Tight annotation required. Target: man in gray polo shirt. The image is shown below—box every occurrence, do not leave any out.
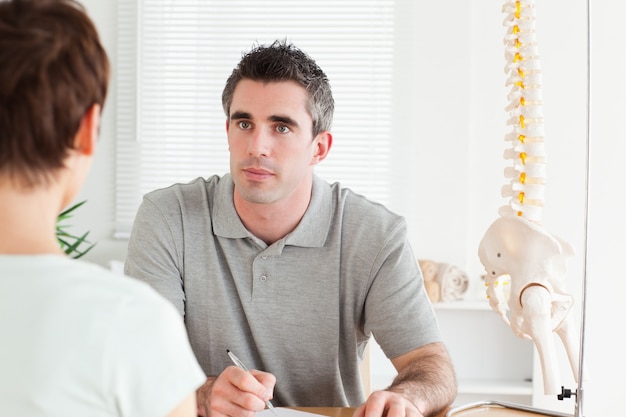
[125,39,457,417]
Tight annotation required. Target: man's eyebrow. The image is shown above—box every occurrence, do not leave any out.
[269,115,299,128]
[230,111,251,120]
[229,112,299,129]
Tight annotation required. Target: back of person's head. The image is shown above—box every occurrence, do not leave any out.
[222,39,334,137]
[0,0,109,188]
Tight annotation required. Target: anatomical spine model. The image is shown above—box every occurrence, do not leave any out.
[477,0,580,395]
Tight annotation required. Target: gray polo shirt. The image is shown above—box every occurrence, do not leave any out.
[125,174,441,407]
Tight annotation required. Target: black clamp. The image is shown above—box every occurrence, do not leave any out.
[557,386,577,401]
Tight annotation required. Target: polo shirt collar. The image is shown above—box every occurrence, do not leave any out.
[212,173,332,248]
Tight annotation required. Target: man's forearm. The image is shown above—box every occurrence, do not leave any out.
[387,348,457,417]
[196,376,217,417]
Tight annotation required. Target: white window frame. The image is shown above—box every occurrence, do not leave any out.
[115,0,395,237]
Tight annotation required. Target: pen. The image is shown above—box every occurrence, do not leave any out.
[227,349,279,416]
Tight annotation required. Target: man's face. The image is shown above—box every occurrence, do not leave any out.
[227,79,326,206]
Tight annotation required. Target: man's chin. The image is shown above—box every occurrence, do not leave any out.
[236,186,276,205]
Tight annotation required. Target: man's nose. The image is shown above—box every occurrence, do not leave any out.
[247,127,271,157]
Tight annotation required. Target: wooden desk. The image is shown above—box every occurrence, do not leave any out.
[442,402,572,417]
[291,407,448,417]
[292,403,565,417]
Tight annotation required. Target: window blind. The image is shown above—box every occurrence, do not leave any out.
[115,0,394,237]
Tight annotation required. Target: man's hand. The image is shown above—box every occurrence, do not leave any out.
[353,390,424,417]
[197,366,276,417]
[353,343,456,417]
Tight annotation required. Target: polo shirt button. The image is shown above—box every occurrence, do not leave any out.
[260,275,267,282]
[262,255,268,259]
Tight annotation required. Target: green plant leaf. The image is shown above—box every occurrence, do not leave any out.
[56,200,96,259]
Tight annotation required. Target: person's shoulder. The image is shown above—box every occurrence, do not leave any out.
[66,259,164,299]
[67,262,185,332]
[145,175,221,199]
[22,257,173,320]
[141,175,227,215]
[330,181,403,222]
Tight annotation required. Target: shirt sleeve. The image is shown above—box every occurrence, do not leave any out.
[104,286,206,417]
[363,220,443,359]
[125,195,187,317]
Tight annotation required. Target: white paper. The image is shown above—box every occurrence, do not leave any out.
[256,408,329,417]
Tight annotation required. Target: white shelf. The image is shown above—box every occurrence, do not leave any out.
[431,299,535,406]
[432,299,492,311]
[366,298,535,405]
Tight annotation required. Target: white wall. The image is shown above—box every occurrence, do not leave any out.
[584,1,626,414]
[75,0,624,414]
[72,0,127,266]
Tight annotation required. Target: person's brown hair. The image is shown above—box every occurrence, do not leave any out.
[0,0,110,187]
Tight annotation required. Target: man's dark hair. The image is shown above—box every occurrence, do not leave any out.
[222,39,334,137]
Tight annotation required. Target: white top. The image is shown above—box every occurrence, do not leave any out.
[0,255,206,417]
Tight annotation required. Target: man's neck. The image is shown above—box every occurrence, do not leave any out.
[233,186,312,246]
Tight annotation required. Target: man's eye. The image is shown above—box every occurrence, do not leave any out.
[276,125,290,134]
[238,121,251,130]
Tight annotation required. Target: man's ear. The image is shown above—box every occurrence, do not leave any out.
[73,104,101,156]
[311,131,332,165]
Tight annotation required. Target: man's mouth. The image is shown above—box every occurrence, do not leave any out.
[243,167,274,181]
